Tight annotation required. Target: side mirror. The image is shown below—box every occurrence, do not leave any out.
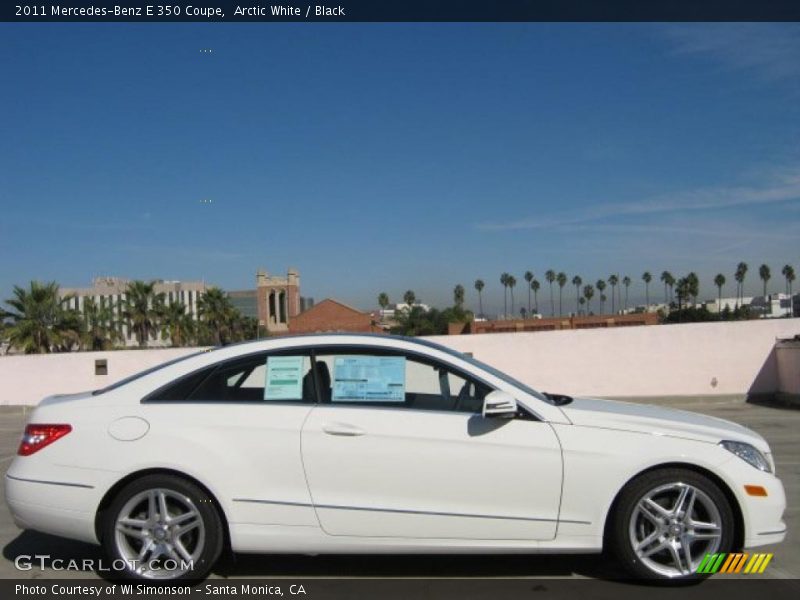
[482,390,518,419]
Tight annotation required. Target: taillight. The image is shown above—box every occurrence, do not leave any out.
[18,424,72,456]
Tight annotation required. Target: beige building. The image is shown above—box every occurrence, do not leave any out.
[59,277,207,347]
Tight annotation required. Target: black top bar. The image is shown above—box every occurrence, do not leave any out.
[4,1,800,23]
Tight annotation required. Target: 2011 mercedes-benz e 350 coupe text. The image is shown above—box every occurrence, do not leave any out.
[5,334,786,581]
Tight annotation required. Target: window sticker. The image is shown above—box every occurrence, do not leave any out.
[332,356,406,402]
[264,356,305,400]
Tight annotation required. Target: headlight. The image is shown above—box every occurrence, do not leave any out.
[720,440,772,473]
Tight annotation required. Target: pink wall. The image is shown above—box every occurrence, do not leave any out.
[429,318,800,399]
[0,348,200,406]
[1,319,798,406]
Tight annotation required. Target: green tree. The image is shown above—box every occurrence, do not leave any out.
[197,287,235,346]
[507,275,517,316]
[686,272,699,306]
[403,290,416,308]
[714,274,726,314]
[377,292,390,310]
[531,279,540,314]
[735,262,748,306]
[782,264,795,296]
[660,271,673,304]
[556,272,567,316]
[545,270,556,316]
[583,284,595,314]
[500,273,510,318]
[642,271,652,309]
[782,265,795,316]
[121,280,164,348]
[524,271,534,315]
[608,274,619,314]
[571,275,582,315]
[596,279,607,314]
[453,284,465,308]
[3,281,80,354]
[759,264,771,297]
[474,279,485,317]
[160,301,195,347]
[622,276,631,311]
[81,297,120,351]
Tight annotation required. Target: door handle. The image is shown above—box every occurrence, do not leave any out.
[322,423,366,437]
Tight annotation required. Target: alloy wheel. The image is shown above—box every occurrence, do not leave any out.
[628,481,723,578]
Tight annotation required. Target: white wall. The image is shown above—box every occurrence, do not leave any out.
[0,319,798,406]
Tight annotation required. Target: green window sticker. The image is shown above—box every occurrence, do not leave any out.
[264,356,305,400]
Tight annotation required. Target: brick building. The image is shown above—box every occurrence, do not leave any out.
[288,299,383,334]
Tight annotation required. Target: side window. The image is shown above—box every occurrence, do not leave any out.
[150,353,315,402]
[313,351,491,413]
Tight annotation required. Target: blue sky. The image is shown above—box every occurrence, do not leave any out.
[1,24,798,314]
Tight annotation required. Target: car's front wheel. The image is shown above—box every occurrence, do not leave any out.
[101,474,224,581]
[608,468,736,580]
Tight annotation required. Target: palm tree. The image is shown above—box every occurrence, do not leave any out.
[735,262,748,306]
[403,290,416,308]
[507,275,517,316]
[197,287,235,346]
[782,265,796,316]
[622,276,631,311]
[453,284,465,307]
[556,272,567,316]
[714,274,726,314]
[583,284,595,314]
[782,264,795,295]
[545,270,556,316]
[531,279,540,314]
[596,279,607,314]
[572,275,583,315]
[686,272,699,306]
[642,272,652,309]
[120,281,164,348]
[608,274,619,314]
[579,297,586,313]
[500,273,510,318]
[377,292,390,310]
[81,297,120,351]
[524,271,534,315]
[160,301,194,347]
[474,279,485,317]
[660,271,673,304]
[759,264,771,297]
[676,277,690,311]
[3,281,79,353]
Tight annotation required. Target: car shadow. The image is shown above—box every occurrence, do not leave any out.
[2,530,631,581]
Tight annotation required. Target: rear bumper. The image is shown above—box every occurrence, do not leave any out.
[5,474,99,544]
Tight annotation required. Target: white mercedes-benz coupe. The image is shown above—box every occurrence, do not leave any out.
[5,334,786,581]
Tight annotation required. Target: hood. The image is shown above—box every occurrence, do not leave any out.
[560,397,769,451]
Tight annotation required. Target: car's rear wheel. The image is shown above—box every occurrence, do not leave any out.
[101,474,223,581]
[608,468,735,580]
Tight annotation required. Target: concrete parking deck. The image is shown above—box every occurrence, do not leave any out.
[0,400,796,583]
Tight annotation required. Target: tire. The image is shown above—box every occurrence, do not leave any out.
[607,468,736,581]
[100,474,224,581]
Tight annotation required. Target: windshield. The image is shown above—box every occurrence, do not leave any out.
[92,350,206,396]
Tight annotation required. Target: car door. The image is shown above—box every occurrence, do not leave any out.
[300,347,563,540]
[142,350,319,529]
